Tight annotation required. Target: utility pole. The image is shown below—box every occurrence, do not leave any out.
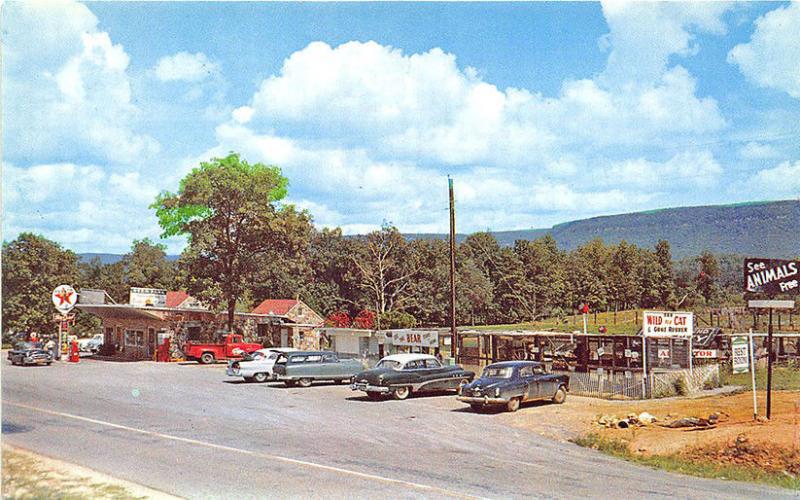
[448,177,458,364]
[767,307,773,419]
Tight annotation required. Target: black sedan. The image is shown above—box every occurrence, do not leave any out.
[351,353,474,400]
[458,361,568,412]
[7,342,54,366]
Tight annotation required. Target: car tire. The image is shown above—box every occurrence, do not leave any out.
[200,353,215,364]
[334,379,344,385]
[253,372,269,383]
[506,397,521,413]
[284,380,296,388]
[393,386,411,400]
[297,378,313,388]
[552,386,567,404]
[367,392,383,401]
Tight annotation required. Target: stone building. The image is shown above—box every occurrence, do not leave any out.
[250,299,325,351]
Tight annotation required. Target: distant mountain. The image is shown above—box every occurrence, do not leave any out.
[406,200,799,259]
[79,200,798,263]
[78,253,179,265]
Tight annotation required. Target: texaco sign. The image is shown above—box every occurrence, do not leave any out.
[52,284,78,314]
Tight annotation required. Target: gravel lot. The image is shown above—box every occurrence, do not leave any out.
[1,357,792,499]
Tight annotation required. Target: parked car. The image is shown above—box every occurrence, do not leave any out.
[78,333,104,353]
[7,342,54,366]
[226,347,301,382]
[350,353,474,400]
[457,361,569,412]
[272,351,364,387]
[184,334,262,364]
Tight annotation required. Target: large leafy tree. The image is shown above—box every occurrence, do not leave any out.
[122,238,175,290]
[151,153,311,329]
[2,233,80,337]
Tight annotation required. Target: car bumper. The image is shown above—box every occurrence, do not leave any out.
[350,382,391,393]
[24,358,52,365]
[226,368,240,377]
[457,395,509,405]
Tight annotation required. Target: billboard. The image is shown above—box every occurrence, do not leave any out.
[389,330,439,348]
[129,287,167,307]
[642,311,693,338]
[744,258,799,295]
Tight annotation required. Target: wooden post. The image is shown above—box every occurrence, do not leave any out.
[448,177,457,364]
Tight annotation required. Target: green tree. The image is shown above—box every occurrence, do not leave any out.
[378,310,417,329]
[654,240,675,307]
[122,238,175,290]
[2,233,80,338]
[695,250,720,304]
[151,153,311,329]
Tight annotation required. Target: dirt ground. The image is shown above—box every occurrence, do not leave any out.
[1,444,180,499]
[504,389,800,475]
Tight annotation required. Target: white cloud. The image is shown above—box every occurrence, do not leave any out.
[3,1,159,164]
[153,51,220,82]
[728,3,800,99]
[604,150,722,188]
[749,160,800,193]
[739,142,779,160]
[231,106,255,124]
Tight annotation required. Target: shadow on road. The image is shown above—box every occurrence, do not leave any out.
[451,399,555,414]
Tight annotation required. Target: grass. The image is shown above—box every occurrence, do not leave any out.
[721,365,800,391]
[573,433,800,491]
[2,446,145,499]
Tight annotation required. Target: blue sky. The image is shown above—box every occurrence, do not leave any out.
[3,1,800,254]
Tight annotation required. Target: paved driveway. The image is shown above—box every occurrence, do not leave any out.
[1,359,791,499]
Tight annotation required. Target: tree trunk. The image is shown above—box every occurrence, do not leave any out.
[227,297,236,332]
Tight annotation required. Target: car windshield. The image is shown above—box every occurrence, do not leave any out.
[376,359,402,370]
[482,367,513,379]
[16,342,41,350]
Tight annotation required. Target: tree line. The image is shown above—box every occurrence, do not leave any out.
[2,153,746,338]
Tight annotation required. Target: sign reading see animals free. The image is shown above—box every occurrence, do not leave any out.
[744,258,799,295]
[642,311,693,338]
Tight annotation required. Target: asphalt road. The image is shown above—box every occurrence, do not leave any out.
[1,359,793,499]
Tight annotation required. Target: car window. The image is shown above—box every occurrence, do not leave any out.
[306,355,322,363]
[533,366,545,375]
[322,354,337,362]
[404,360,421,369]
[483,366,513,378]
[423,359,441,368]
[275,355,288,365]
[376,359,401,370]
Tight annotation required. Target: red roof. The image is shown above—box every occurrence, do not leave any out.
[252,299,297,315]
[166,291,190,308]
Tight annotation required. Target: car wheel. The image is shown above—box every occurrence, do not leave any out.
[506,397,521,413]
[334,379,344,385]
[297,378,313,388]
[367,392,383,401]
[393,386,411,400]
[284,380,296,388]
[200,353,215,364]
[469,403,484,412]
[457,378,470,392]
[253,372,269,383]
[552,386,567,404]
[46,362,52,366]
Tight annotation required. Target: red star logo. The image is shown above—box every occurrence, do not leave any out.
[55,290,74,306]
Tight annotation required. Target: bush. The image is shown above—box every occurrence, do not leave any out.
[378,311,417,329]
[674,375,689,396]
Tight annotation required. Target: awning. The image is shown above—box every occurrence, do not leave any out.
[75,304,166,321]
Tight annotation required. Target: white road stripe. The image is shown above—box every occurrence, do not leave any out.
[4,400,484,500]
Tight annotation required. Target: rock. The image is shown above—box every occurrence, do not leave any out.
[638,412,657,425]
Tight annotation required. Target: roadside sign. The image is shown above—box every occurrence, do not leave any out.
[642,311,693,337]
[129,287,167,307]
[693,349,718,358]
[747,299,795,309]
[390,329,439,348]
[732,336,749,374]
[52,284,77,314]
[744,258,799,295]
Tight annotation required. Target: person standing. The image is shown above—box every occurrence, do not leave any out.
[45,336,57,361]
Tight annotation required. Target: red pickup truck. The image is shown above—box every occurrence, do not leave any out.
[184,334,262,364]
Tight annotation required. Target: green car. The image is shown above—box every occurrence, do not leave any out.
[272,351,364,388]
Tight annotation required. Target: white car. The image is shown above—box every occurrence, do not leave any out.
[78,334,104,353]
[226,348,301,383]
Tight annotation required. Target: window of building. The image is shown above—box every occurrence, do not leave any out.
[358,337,370,355]
[125,330,144,346]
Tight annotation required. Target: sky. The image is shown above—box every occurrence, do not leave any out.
[3,1,800,254]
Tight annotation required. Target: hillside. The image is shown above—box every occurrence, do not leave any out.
[79,200,798,263]
[407,200,799,259]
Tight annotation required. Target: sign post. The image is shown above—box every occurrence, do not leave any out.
[581,303,589,335]
[52,284,78,361]
[749,329,757,421]
[744,258,798,420]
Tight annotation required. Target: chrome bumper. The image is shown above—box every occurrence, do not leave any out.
[225,367,240,377]
[350,382,391,393]
[457,395,509,405]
